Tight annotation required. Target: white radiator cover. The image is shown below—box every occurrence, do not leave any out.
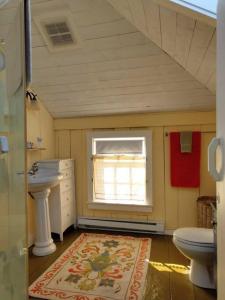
[78,217,165,234]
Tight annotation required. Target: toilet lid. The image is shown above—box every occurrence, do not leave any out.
[174,228,214,245]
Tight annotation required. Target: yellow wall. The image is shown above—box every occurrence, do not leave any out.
[54,111,216,231]
[26,100,55,245]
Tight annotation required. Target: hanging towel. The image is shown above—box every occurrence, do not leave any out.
[170,132,201,188]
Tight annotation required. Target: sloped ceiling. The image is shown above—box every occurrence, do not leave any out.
[106,0,216,93]
[29,0,215,118]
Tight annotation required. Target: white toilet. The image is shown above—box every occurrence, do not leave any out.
[173,227,216,289]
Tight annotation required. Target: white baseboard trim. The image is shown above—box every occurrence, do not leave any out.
[78,216,165,233]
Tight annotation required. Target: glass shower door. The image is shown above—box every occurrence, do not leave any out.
[0,0,27,299]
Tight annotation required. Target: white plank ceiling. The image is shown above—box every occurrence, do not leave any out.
[107,0,216,92]
[22,1,218,116]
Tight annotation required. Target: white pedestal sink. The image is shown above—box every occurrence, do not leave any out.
[28,172,63,256]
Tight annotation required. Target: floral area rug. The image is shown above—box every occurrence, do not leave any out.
[29,233,151,300]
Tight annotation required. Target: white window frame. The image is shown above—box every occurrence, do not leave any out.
[87,130,153,212]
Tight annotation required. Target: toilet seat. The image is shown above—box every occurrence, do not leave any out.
[173,228,215,248]
[175,237,215,248]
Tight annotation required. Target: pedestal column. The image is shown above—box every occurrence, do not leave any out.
[31,188,56,256]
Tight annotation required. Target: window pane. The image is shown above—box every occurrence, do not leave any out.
[94,160,147,202]
[92,136,149,204]
[95,139,144,155]
[179,0,217,14]
[104,167,114,183]
[116,184,130,200]
[116,167,129,183]
[132,184,145,200]
[170,0,217,17]
[103,184,114,200]
[132,167,145,184]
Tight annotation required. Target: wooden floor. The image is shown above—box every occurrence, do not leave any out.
[29,228,217,300]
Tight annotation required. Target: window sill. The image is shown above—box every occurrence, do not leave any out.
[88,201,153,212]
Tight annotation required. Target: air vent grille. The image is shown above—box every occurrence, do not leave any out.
[34,11,81,52]
[45,22,75,46]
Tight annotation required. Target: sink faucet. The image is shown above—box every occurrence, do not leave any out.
[28,162,39,175]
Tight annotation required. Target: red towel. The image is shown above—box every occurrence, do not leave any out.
[170,132,201,188]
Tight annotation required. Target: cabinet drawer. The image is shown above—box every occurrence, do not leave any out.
[60,179,72,193]
[62,203,74,230]
[61,168,73,180]
[59,160,73,171]
[61,189,73,207]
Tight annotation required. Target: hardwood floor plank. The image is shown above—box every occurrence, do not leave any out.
[145,235,171,300]
[28,229,216,300]
[28,229,80,284]
[194,285,217,300]
[167,237,194,300]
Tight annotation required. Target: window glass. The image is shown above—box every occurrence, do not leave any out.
[93,137,147,204]
[88,130,152,208]
[171,0,217,17]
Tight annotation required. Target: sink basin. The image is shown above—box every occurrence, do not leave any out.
[28,172,63,193]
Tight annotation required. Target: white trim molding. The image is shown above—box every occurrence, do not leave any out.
[78,217,164,233]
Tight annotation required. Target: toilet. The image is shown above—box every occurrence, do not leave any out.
[173,227,216,289]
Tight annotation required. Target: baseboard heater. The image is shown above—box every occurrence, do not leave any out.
[78,217,165,234]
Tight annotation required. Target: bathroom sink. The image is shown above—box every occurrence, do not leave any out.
[28,170,63,256]
[28,172,63,193]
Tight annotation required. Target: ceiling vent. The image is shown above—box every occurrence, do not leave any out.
[34,11,81,52]
[45,22,74,46]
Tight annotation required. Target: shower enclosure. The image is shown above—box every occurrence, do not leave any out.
[0,0,29,299]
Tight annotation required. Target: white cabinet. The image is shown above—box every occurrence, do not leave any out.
[38,159,76,241]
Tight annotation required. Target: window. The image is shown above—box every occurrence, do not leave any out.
[87,130,152,211]
[170,0,217,18]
